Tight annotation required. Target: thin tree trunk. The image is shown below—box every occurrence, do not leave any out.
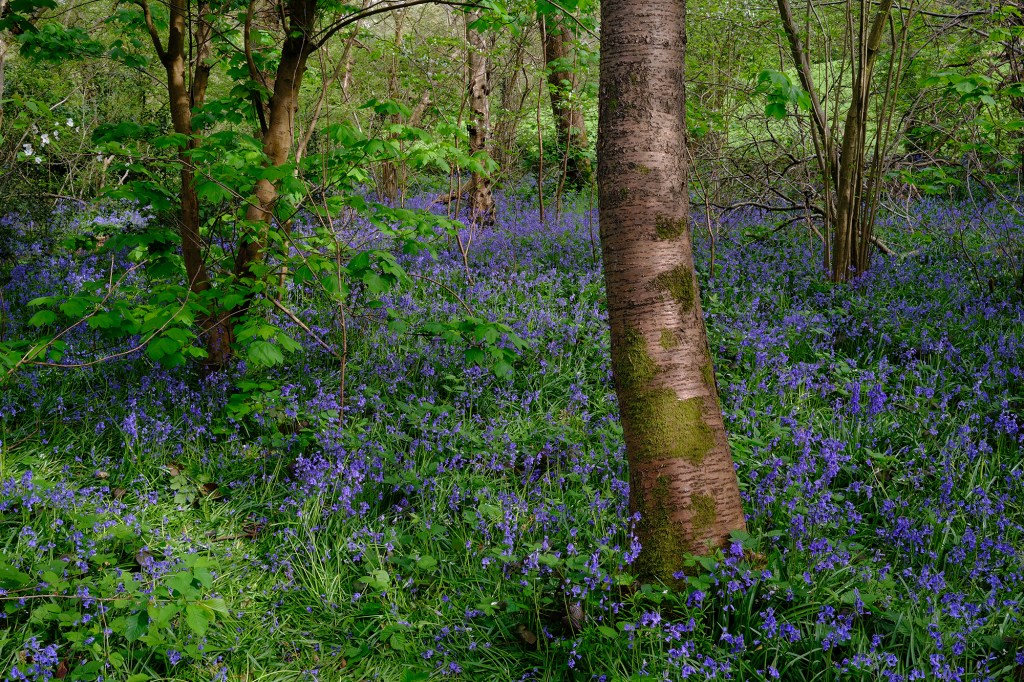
[540,14,591,187]
[295,4,366,166]
[831,0,892,282]
[466,11,495,223]
[599,0,745,582]
[137,0,233,365]
[0,0,8,128]
[378,9,406,202]
[234,0,317,280]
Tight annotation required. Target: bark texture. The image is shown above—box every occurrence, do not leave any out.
[234,0,317,280]
[541,15,591,187]
[140,0,233,365]
[598,0,746,582]
[466,11,495,223]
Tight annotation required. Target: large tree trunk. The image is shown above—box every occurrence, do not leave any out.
[466,11,495,223]
[540,15,591,188]
[140,0,233,365]
[598,0,746,582]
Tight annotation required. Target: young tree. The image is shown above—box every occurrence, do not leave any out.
[598,0,746,582]
[775,0,899,282]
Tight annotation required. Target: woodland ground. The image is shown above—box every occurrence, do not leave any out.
[1,195,1023,681]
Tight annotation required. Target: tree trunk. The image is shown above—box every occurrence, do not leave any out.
[1003,3,1024,175]
[830,0,892,282]
[140,0,233,365]
[776,0,892,283]
[540,15,591,188]
[0,0,8,127]
[378,9,406,202]
[598,0,746,582]
[234,0,316,280]
[466,11,495,223]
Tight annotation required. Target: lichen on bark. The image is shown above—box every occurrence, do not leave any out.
[653,265,695,311]
[622,390,714,464]
[614,326,658,393]
[689,493,717,533]
[635,475,688,580]
[655,214,686,240]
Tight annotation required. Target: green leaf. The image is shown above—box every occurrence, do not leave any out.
[185,603,212,636]
[0,563,32,589]
[124,610,149,642]
[28,310,56,327]
[765,102,787,120]
[248,340,284,367]
[200,598,229,615]
[166,571,197,598]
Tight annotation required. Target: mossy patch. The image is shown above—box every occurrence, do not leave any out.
[622,390,714,464]
[635,475,689,581]
[690,493,717,534]
[701,361,716,389]
[653,265,695,312]
[659,328,680,350]
[613,327,658,393]
[655,215,686,240]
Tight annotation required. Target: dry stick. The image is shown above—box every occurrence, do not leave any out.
[3,259,148,381]
[685,145,717,281]
[269,298,342,360]
[0,287,6,343]
[334,238,349,425]
[28,289,195,371]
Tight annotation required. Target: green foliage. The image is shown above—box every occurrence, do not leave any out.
[756,69,811,120]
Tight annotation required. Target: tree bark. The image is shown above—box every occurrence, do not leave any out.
[540,15,591,188]
[466,11,495,223]
[598,0,745,582]
[234,0,317,281]
[831,0,892,282]
[139,0,233,365]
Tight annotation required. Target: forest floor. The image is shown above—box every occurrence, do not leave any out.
[1,195,1023,681]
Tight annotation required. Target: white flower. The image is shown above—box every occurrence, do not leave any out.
[66,118,75,127]
[22,144,33,155]
[40,133,50,146]
[34,156,43,164]
[52,130,59,141]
